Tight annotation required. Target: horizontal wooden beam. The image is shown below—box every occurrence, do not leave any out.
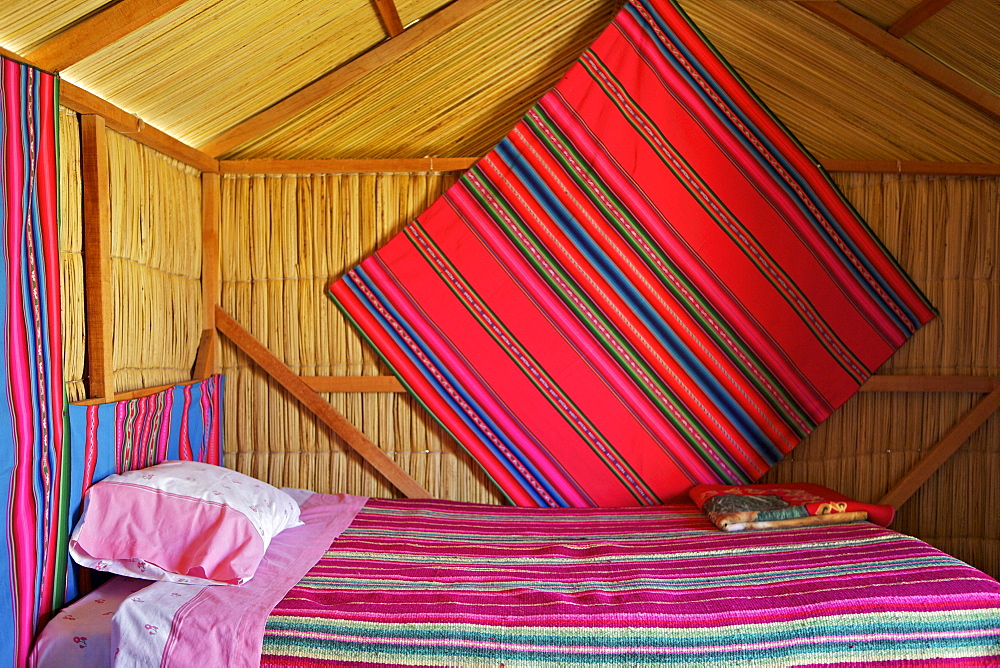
[200,0,493,157]
[887,0,954,38]
[880,385,1000,508]
[304,376,406,393]
[216,307,430,498]
[219,157,477,174]
[820,159,1000,176]
[219,157,996,177]
[797,1,1000,122]
[860,375,1000,393]
[26,0,191,73]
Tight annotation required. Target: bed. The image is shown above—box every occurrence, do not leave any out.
[31,463,1000,667]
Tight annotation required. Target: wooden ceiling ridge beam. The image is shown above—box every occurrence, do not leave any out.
[796,1,1000,122]
[199,0,495,158]
[26,0,192,73]
[887,0,955,38]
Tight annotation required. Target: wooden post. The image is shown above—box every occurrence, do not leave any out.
[80,115,116,400]
[215,307,431,499]
[193,172,220,380]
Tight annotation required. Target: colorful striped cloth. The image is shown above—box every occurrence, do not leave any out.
[260,498,1000,667]
[328,0,935,507]
[0,56,63,668]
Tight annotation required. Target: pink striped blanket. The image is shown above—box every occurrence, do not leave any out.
[41,496,1000,666]
[259,498,1000,666]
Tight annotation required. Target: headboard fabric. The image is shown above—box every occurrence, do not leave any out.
[63,375,224,602]
[0,57,62,668]
[328,0,936,507]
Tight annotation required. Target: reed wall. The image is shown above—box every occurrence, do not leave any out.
[106,130,203,393]
[218,172,504,503]
[58,111,204,399]
[59,108,85,402]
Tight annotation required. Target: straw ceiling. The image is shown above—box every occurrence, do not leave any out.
[0,0,996,163]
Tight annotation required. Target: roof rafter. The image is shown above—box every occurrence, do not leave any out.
[199,0,494,158]
[26,0,191,73]
[796,1,1000,123]
[372,0,405,37]
[888,0,955,38]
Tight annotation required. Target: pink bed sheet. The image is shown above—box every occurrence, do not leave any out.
[31,491,366,668]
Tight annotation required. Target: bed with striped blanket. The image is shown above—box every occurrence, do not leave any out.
[259,498,1000,666]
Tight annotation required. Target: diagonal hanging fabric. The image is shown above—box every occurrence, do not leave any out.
[328,0,935,507]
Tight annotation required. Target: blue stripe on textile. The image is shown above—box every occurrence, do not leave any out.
[495,139,780,468]
[348,265,568,507]
[628,0,919,336]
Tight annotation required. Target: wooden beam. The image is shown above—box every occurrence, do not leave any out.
[61,81,218,172]
[820,159,1000,176]
[219,157,478,174]
[200,0,493,157]
[880,385,1000,508]
[215,307,431,498]
[191,329,216,381]
[26,0,191,73]
[80,115,116,400]
[372,0,405,37]
[888,0,955,38]
[218,157,996,177]
[304,376,407,393]
[71,380,193,406]
[860,375,1000,393]
[797,1,1000,122]
[193,172,221,380]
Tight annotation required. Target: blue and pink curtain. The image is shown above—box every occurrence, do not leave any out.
[329,0,936,507]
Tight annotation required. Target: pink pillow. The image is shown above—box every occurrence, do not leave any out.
[69,461,302,585]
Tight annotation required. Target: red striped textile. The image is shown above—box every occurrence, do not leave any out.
[0,56,62,668]
[328,0,935,507]
[260,499,1000,666]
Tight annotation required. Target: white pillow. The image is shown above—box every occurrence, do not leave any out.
[69,461,302,585]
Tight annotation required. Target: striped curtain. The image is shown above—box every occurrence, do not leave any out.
[0,57,63,667]
[329,0,936,508]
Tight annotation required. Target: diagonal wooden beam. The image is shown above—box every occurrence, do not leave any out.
[372,0,405,37]
[797,1,1000,122]
[880,384,1000,509]
[26,0,192,73]
[199,0,494,158]
[888,0,955,38]
[215,307,431,499]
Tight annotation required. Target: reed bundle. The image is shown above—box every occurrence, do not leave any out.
[676,0,1000,162]
[64,0,387,148]
[764,172,999,578]
[105,130,202,393]
[59,108,86,402]
[0,0,103,53]
[227,0,620,159]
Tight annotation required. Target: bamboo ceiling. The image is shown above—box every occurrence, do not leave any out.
[0,0,995,162]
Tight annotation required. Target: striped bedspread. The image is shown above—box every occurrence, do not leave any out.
[261,499,1000,666]
[328,0,936,508]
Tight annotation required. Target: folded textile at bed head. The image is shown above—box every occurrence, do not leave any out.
[690,483,894,531]
[327,0,936,507]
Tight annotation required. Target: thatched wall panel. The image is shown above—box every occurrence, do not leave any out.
[59,107,85,402]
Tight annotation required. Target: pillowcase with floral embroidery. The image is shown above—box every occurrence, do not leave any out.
[69,460,302,585]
